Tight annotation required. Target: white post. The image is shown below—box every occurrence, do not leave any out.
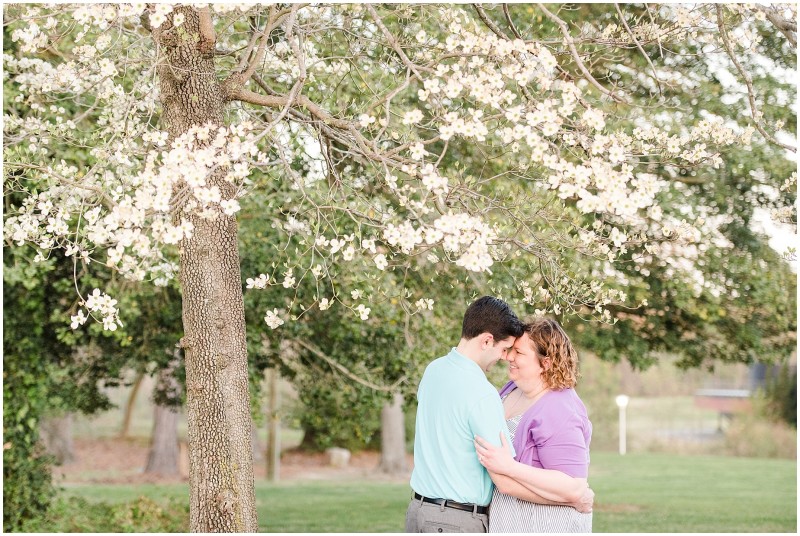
[615,394,630,456]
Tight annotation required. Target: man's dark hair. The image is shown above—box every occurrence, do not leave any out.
[461,296,524,342]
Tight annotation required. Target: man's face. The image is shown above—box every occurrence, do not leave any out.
[483,335,516,371]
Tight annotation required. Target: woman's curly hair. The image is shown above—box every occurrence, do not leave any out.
[524,318,579,390]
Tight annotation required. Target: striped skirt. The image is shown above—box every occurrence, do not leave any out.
[488,490,593,533]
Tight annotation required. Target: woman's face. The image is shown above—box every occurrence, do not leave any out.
[506,332,546,384]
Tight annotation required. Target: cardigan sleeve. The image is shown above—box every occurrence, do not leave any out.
[533,412,590,477]
[514,390,591,477]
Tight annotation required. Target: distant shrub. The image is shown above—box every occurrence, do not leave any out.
[18,496,189,533]
[292,380,383,452]
[763,363,797,427]
[722,395,797,459]
[2,443,54,532]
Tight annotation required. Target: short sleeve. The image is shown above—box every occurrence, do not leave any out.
[468,393,516,457]
[536,413,589,477]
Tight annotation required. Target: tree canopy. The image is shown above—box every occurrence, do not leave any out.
[3,3,796,531]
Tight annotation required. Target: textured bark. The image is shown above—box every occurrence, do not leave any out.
[379,393,407,474]
[152,7,257,531]
[145,402,180,476]
[39,413,75,465]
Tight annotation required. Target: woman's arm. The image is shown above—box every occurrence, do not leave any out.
[489,471,594,514]
[489,471,594,513]
[475,433,588,504]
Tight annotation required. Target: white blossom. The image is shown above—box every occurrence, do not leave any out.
[246,274,269,289]
[403,109,424,125]
[415,298,434,310]
[264,309,285,329]
[355,304,371,320]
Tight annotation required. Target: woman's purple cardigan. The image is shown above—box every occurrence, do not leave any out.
[498,381,592,478]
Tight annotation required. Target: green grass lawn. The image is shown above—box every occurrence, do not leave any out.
[589,452,796,532]
[61,451,796,532]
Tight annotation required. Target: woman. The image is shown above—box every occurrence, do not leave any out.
[475,318,593,532]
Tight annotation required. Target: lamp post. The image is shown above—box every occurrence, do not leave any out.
[615,394,630,455]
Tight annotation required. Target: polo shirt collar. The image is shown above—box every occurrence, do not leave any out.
[446,348,485,378]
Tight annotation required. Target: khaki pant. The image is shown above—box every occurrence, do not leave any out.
[405,497,489,533]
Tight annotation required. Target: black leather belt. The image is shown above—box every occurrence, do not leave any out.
[413,492,489,515]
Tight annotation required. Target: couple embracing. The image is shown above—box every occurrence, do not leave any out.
[406,296,593,533]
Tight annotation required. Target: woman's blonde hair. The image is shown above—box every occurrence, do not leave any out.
[525,318,578,390]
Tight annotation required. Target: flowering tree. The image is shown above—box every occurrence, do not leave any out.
[4,3,796,530]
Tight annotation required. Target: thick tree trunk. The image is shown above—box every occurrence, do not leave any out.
[153,7,257,531]
[39,412,75,465]
[379,393,407,474]
[145,403,180,475]
[119,371,144,439]
[146,359,182,476]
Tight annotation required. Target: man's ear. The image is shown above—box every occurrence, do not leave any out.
[481,333,494,349]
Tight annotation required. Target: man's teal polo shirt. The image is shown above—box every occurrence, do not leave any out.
[410,348,514,506]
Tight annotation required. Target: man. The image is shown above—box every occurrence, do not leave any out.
[406,296,524,532]
[406,296,593,533]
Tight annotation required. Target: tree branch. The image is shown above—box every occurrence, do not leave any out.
[5,162,117,209]
[259,7,306,133]
[472,4,510,40]
[502,4,523,40]
[472,4,539,104]
[239,24,275,82]
[293,338,405,392]
[365,4,433,78]
[234,12,269,73]
[715,5,796,153]
[537,3,628,104]
[226,86,352,130]
[197,6,216,53]
[233,5,300,78]
[643,3,665,59]
[756,5,796,48]
[614,3,662,96]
